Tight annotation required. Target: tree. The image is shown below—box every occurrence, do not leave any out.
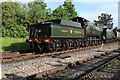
[94,13,113,29]
[52,0,78,20]
[53,6,69,19]
[1,1,78,38]
[63,0,78,19]
[2,2,28,38]
[0,3,2,37]
[46,8,54,20]
[27,0,47,24]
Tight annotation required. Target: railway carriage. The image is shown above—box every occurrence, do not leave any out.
[105,29,116,43]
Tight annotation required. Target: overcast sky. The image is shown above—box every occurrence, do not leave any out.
[1,0,119,28]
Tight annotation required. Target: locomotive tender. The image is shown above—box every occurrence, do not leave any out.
[27,17,116,52]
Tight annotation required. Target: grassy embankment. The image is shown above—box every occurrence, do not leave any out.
[0,37,30,52]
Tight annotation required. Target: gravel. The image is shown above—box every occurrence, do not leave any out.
[90,57,120,79]
[1,43,118,79]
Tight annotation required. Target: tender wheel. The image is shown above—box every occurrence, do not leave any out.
[65,41,70,50]
[33,42,42,53]
[73,42,77,49]
[50,41,57,52]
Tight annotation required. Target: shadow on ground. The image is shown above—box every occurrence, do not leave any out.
[2,73,26,80]
[2,42,30,51]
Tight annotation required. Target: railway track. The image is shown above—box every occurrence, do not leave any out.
[2,42,119,79]
[1,42,118,63]
[83,56,120,79]
[27,49,120,80]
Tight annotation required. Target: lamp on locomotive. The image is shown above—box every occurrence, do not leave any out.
[38,19,40,24]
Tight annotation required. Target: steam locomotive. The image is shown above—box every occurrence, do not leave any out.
[26,17,116,52]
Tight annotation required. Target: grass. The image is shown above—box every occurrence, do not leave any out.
[0,37,30,52]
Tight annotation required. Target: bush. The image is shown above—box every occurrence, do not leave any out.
[2,25,29,38]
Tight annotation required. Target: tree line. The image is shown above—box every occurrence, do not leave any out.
[1,0,78,38]
[1,0,114,38]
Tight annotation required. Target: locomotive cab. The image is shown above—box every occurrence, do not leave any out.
[72,17,88,29]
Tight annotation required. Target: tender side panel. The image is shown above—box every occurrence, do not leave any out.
[51,24,84,38]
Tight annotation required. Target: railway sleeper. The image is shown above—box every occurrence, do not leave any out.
[27,49,119,80]
[94,55,101,58]
[13,57,24,61]
[68,63,76,68]
[86,57,94,61]
[75,61,82,65]
[100,53,107,56]
[2,59,13,63]
[82,59,89,63]
[35,65,68,78]
[3,54,21,59]
[23,55,34,60]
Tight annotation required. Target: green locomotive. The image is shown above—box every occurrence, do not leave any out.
[27,17,116,52]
